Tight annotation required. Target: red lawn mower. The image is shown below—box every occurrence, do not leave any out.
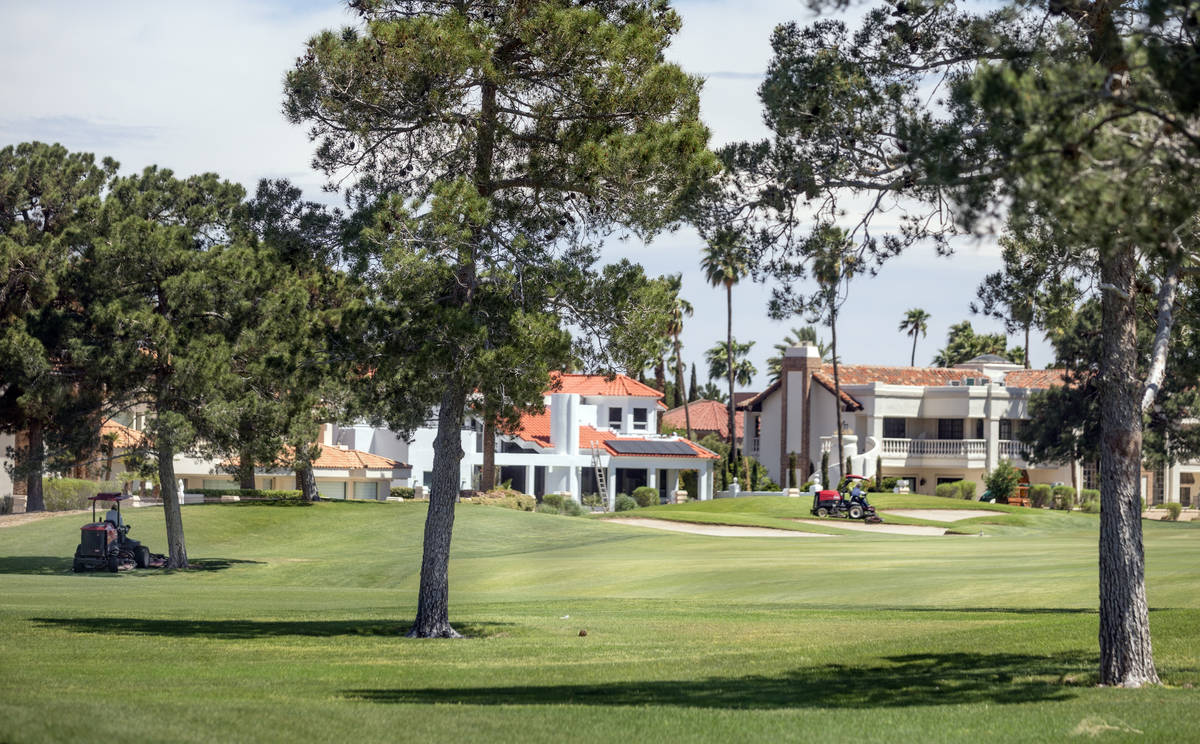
[73,493,166,572]
[811,475,883,523]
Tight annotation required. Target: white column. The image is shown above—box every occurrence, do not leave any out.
[647,468,658,490]
[525,465,535,496]
[606,461,617,510]
[699,465,711,501]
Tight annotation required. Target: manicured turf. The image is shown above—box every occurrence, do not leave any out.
[1,498,1198,743]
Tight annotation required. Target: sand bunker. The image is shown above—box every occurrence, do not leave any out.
[792,519,948,536]
[606,518,830,537]
[882,509,999,522]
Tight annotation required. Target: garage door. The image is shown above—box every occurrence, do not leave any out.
[317,481,346,500]
[353,481,380,500]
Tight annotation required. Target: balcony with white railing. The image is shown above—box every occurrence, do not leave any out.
[880,438,987,461]
[999,439,1030,462]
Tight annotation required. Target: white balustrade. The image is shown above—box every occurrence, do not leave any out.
[880,438,986,459]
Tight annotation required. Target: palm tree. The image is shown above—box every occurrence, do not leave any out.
[766,326,832,383]
[702,233,749,463]
[706,340,757,387]
[899,308,931,366]
[665,274,694,439]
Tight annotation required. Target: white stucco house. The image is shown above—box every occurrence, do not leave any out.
[739,345,1078,495]
[330,372,719,507]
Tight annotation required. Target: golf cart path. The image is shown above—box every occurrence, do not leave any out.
[881,509,999,522]
[606,518,831,537]
[791,519,948,536]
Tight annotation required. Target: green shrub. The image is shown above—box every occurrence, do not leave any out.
[42,479,126,511]
[188,488,304,503]
[632,486,658,507]
[615,494,638,512]
[541,493,565,511]
[1052,485,1075,508]
[1081,488,1100,502]
[476,488,536,511]
[934,482,958,500]
[561,499,587,517]
[1164,502,1183,521]
[1080,498,1100,514]
[880,477,899,491]
[956,480,976,500]
[535,503,559,514]
[1030,484,1052,508]
[984,460,1021,504]
[390,487,414,500]
[581,492,604,508]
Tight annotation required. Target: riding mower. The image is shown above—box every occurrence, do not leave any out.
[73,493,166,572]
[811,475,884,523]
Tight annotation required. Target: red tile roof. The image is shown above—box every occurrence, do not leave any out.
[1003,369,1068,388]
[100,421,145,449]
[508,408,716,459]
[661,399,744,440]
[311,443,403,471]
[547,372,664,399]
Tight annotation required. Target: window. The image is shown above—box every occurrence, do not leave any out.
[937,419,964,440]
[1083,461,1098,490]
[1153,472,1165,505]
[999,419,1013,440]
[608,407,622,429]
[632,408,648,431]
[202,479,237,491]
[974,419,984,439]
[883,418,906,438]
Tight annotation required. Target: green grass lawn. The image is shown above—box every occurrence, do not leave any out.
[1,498,1198,743]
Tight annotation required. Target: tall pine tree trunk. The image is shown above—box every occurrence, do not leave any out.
[1024,321,1032,370]
[408,383,466,638]
[296,460,317,501]
[237,447,256,490]
[157,436,188,569]
[24,420,45,512]
[1098,246,1158,687]
[480,418,496,492]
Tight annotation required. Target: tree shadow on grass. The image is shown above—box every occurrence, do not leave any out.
[33,617,512,639]
[346,651,1090,710]
[0,556,262,576]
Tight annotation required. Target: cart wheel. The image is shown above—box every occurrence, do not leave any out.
[849,504,864,520]
[73,558,86,573]
[816,507,829,518]
[136,546,150,569]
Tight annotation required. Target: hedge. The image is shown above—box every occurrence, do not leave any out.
[42,479,127,511]
[1030,484,1052,508]
[632,486,658,507]
[475,488,536,511]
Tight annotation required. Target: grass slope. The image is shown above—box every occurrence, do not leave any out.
[1,500,1198,743]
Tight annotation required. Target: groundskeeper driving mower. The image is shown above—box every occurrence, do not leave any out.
[73,493,166,572]
[811,475,883,523]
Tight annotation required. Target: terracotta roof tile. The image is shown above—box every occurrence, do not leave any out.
[100,421,145,449]
[1003,369,1068,388]
[509,408,717,459]
[547,372,664,399]
[661,399,744,439]
[311,444,404,471]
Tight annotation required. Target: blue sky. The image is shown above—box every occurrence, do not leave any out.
[0,0,1052,390]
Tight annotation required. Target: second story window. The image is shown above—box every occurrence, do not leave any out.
[975,419,984,439]
[938,419,964,440]
[883,417,906,438]
[999,419,1014,440]
[632,408,648,431]
[608,407,622,430]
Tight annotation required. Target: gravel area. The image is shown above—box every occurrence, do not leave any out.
[606,517,831,537]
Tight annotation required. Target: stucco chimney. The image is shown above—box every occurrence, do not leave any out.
[321,423,335,446]
[549,393,580,455]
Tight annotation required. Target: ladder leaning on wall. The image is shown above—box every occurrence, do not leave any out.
[591,444,607,500]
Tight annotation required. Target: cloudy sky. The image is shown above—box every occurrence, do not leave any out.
[0,0,1051,391]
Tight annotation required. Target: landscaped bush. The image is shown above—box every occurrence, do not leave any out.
[1079,489,1101,513]
[536,492,587,516]
[879,477,900,491]
[42,479,126,511]
[188,488,305,503]
[581,493,605,508]
[984,461,1021,504]
[956,480,976,500]
[476,488,536,511]
[1052,485,1076,509]
[632,486,658,507]
[390,487,414,500]
[541,493,566,511]
[614,494,638,512]
[535,503,559,514]
[1164,502,1182,521]
[934,483,959,500]
[1030,484,1052,508]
